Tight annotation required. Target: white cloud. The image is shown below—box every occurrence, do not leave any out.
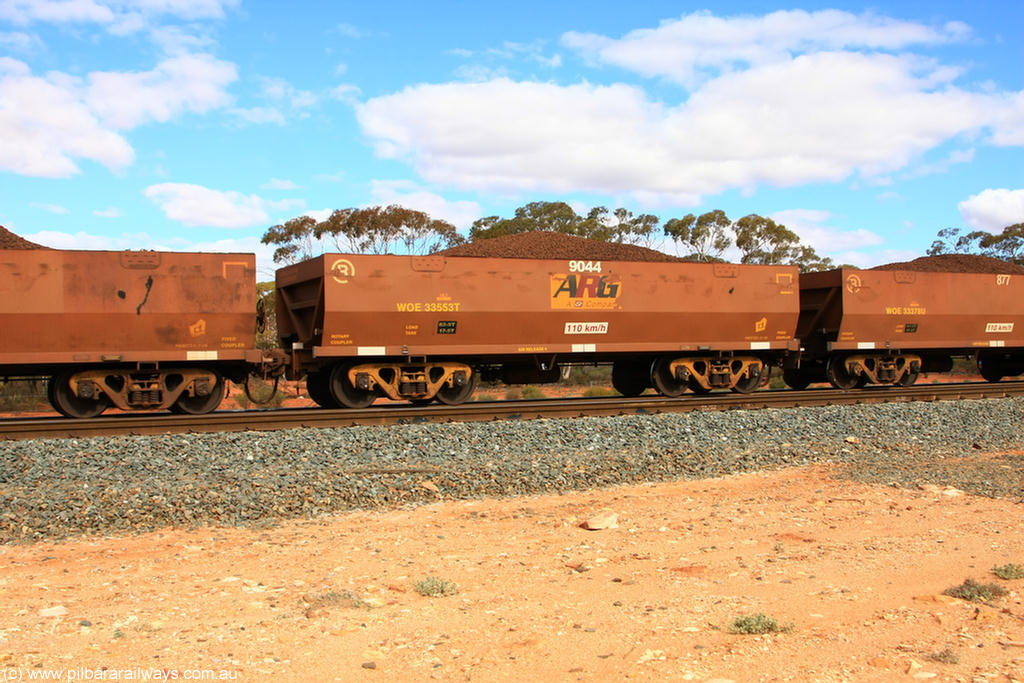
[315,170,346,183]
[260,76,317,110]
[261,178,299,190]
[0,54,235,177]
[93,207,122,217]
[770,209,885,253]
[542,53,562,69]
[357,50,1009,205]
[334,22,363,38]
[0,0,114,25]
[330,83,361,104]
[145,182,276,228]
[369,180,482,229]
[836,248,920,269]
[87,54,237,129]
[229,76,319,124]
[958,188,1024,232]
[900,148,975,180]
[127,0,238,21]
[488,40,562,69]
[0,0,238,32]
[356,9,1024,205]
[266,198,305,212]
[563,9,969,87]
[24,229,138,250]
[149,25,217,54]
[452,63,510,82]
[0,59,135,177]
[989,91,1024,146]
[359,78,678,196]
[303,208,334,222]
[0,30,38,51]
[31,201,69,214]
[228,106,285,125]
[451,39,560,83]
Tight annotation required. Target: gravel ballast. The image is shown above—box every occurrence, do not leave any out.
[2,397,1022,543]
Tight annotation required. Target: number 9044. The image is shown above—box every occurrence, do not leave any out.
[568,260,602,273]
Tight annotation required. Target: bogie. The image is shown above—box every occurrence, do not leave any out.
[329,363,377,409]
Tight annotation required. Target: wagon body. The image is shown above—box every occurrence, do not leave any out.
[793,267,1024,387]
[278,254,800,363]
[797,268,1024,353]
[0,249,259,375]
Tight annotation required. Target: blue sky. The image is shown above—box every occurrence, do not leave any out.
[2,0,1023,278]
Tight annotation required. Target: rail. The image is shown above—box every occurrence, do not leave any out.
[1,381,1022,442]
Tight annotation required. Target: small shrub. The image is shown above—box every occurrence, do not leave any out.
[474,393,496,402]
[728,614,793,635]
[503,388,522,400]
[414,575,458,597]
[520,386,545,399]
[232,379,287,410]
[925,647,960,664]
[306,590,369,609]
[558,365,611,386]
[582,386,617,397]
[943,578,1008,602]
[993,563,1024,580]
[0,379,49,413]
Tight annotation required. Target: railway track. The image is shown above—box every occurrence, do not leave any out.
[2,380,1022,442]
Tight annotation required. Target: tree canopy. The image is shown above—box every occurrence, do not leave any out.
[927,224,1024,265]
[469,201,659,247]
[663,210,732,263]
[471,201,832,270]
[668,211,833,271]
[262,205,464,263]
[263,200,835,271]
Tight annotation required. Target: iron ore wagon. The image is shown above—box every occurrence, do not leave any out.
[0,249,264,417]
[275,253,801,407]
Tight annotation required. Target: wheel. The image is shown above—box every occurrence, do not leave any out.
[306,371,340,408]
[730,364,763,394]
[782,368,812,390]
[49,371,109,418]
[687,376,712,395]
[611,361,649,397]
[650,358,687,397]
[436,371,477,405]
[329,364,376,409]
[826,356,860,390]
[895,371,919,387]
[978,357,1004,383]
[171,371,225,415]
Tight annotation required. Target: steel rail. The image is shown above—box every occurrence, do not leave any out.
[2,381,1023,442]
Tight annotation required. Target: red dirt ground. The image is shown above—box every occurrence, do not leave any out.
[0,463,1022,682]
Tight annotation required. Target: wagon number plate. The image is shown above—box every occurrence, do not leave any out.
[568,260,602,273]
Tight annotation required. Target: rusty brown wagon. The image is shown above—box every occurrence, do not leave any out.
[0,249,266,417]
[788,268,1024,389]
[275,254,801,407]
